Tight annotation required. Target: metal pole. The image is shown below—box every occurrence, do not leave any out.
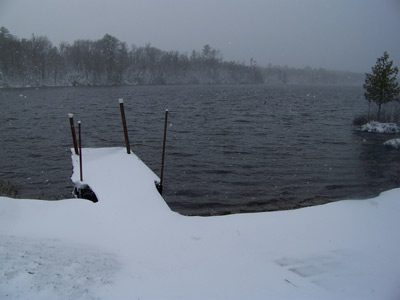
[119,99,131,154]
[68,113,79,155]
[78,121,83,182]
[159,109,168,194]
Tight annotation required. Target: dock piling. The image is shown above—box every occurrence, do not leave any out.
[78,121,83,182]
[119,99,131,154]
[158,109,169,195]
[68,113,79,155]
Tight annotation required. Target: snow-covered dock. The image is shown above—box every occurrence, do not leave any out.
[1,147,400,299]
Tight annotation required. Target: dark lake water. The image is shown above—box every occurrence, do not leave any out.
[1,85,399,215]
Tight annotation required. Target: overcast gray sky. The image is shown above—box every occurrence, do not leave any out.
[1,0,400,72]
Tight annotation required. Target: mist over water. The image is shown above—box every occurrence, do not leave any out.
[1,85,399,215]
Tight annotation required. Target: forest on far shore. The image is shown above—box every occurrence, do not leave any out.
[0,27,363,88]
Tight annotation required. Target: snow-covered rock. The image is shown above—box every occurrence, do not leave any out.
[359,121,400,133]
[384,138,400,149]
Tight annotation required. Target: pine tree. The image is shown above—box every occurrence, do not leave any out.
[363,51,400,121]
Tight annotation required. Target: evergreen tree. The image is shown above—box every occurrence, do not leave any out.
[363,51,400,120]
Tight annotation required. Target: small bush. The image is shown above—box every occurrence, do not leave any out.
[354,103,400,126]
[0,180,19,198]
[392,107,400,124]
[353,114,371,126]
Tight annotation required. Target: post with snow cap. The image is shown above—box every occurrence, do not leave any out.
[119,98,131,154]
[159,109,169,195]
[68,113,79,155]
[78,121,83,182]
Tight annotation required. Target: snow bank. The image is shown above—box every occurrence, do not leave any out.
[384,138,400,149]
[1,147,400,300]
[359,121,400,133]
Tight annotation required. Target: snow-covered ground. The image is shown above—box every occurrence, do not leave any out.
[1,147,400,300]
[358,121,400,149]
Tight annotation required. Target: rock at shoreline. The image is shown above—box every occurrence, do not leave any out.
[384,138,400,149]
[359,121,400,133]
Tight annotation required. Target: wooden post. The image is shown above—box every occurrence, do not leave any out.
[68,113,79,155]
[119,99,131,154]
[78,121,83,182]
[159,109,169,194]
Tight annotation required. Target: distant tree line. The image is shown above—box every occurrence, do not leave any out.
[262,64,363,86]
[0,27,263,87]
[0,27,362,87]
